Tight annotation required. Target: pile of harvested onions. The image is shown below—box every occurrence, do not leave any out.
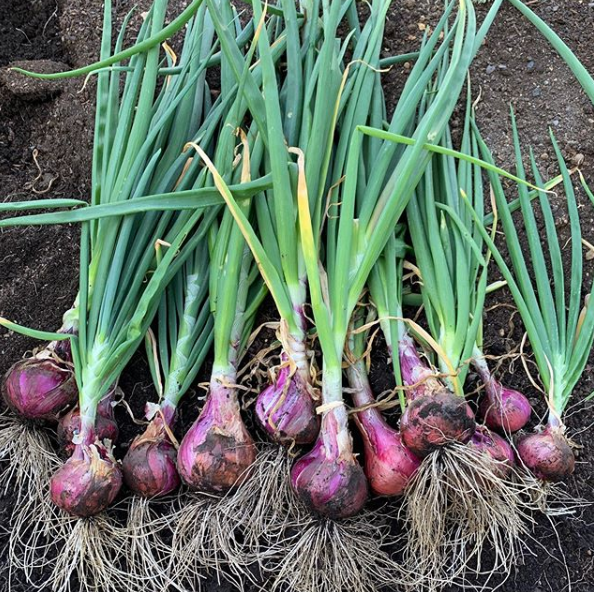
[0,1,592,591]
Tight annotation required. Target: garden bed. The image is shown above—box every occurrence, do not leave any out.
[0,1,593,590]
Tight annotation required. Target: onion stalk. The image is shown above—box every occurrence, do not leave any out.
[368,93,535,585]
[118,237,214,592]
[204,0,357,449]
[466,110,594,483]
[218,0,476,519]
[123,245,212,499]
[166,6,288,585]
[292,0,476,519]
[171,134,270,587]
[0,2,265,589]
[208,3,478,592]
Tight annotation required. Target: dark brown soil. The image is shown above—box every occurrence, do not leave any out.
[1,1,593,591]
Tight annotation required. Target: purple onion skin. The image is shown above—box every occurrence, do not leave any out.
[479,381,532,433]
[256,363,319,445]
[291,411,368,519]
[517,426,575,482]
[2,357,77,421]
[122,408,180,498]
[357,410,421,496]
[398,335,444,402]
[52,329,76,364]
[400,390,476,458]
[57,394,118,457]
[177,383,256,494]
[469,425,515,477]
[347,360,420,496]
[50,440,122,517]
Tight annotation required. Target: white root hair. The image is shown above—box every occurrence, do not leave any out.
[262,502,406,592]
[168,445,299,590]
[219,445,307,560]
[0,412,60,508]
[123,495,178,592]
[10,505,131,592]
[399,443,538,591]
[7,496,179,592]
[514,467,589,517]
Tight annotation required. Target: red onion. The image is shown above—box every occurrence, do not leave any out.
[479,384,532,433]
[177,375,256,493]
[50,428,122,517]
[517,425,575,482]
[347,360,420,496]
[122,402,179,498]
[2,355,77,420]
[291,407,368,519]
[474,356,532,433]
[400,389,476,458]
[358,413,421,496]
[57,388,119,456]
[469,425,515,477]
[256,358,319,445]
[398,335,475,457]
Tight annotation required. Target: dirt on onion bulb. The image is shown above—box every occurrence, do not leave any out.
[177,375,256,493]
[122,402,179,498]
[400,388,476,458]
[2,355,77,421]
[398,335,476,458]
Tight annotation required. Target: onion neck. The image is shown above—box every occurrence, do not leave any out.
[398,332,442,400]
[346,357,385,431]
[320,364,351,457]
[281,319,313,390]
[547,409,563,430]
[77,406,98,447]
[472,346,500,395]
[159,399,177,425]
[208,365,240,411]
[547,371,567,430]
[78,349,111,446]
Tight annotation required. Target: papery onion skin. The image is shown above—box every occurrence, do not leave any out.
[2,357,77,420]
[122,407,179,498]
[255,362,319,445]
[479,382,532,433]
[291,410,368,519]
[50,440,122,517]
[517,426,575,482]
[400,390,476,458]
[469,425,515,477]
[177,378,256,494]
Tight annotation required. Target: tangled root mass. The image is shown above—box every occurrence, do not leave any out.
[399,442,537,590]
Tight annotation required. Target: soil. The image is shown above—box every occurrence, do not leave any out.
[1,1,593,592]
